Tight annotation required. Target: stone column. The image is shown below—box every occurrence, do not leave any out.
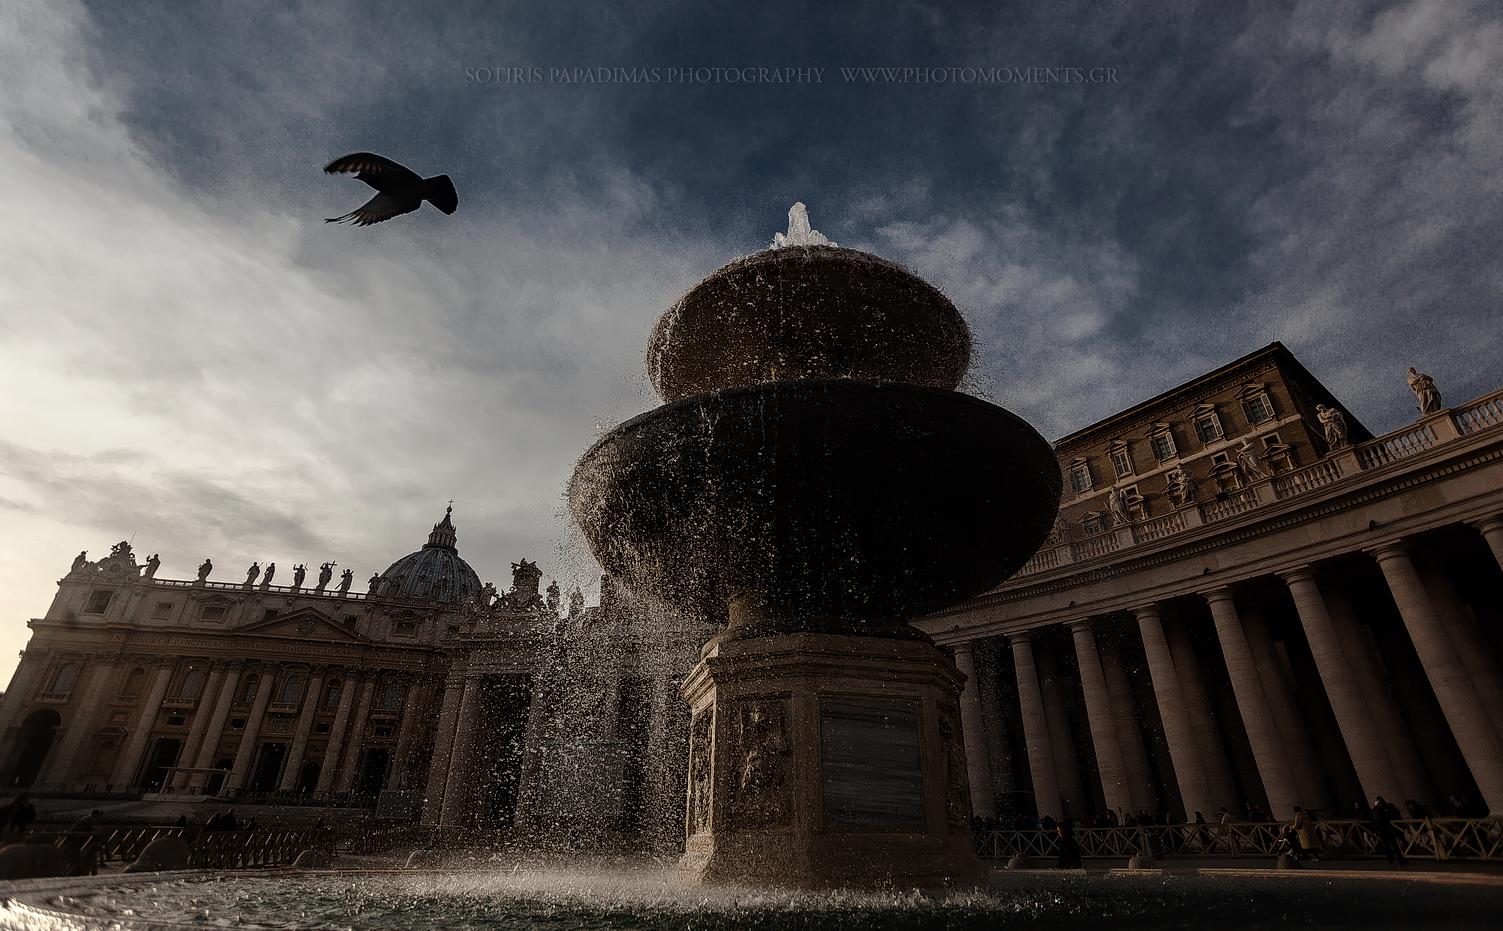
[111,661,175,787]
[440,675,484,825]
[1036,645,1085,816]
[421,676,465,825]
[1069,620,1134,816]
[951,642,997,819]
[1165,620,1237,812]
[1369,543,1503,814]
[1098,633,1155,815]
[1239,605,1329,810]
[1280,568,1405,804]
[1134,604,1212,820]
[336,678,378,793]
[314,672,359,795]
[387,679,423,790]
[1009,632,1060,820]
[278,669,326,792]
[226,667,279,793]
[187,664,242,790]
[1417,563,1503,743]
[41,655,120,790]
[1203,588,1299,817]
[171,665,227,790]
[1471,516,1503,572]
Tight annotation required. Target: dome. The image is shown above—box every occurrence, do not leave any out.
[378,507,483,604]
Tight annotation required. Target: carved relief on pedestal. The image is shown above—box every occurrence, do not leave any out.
[938,706,971,831]
[688,707,714,835]
[729,698,791,830]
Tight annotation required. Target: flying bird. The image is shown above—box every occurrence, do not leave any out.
[323,153,458,226]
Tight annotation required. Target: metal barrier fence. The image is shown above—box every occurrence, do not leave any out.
[24,826,333,871]
[978,818,1503,862]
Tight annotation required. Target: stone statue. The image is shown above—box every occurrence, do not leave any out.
[244,563,261,586]
[1166,466,1199,506]
[771,202,837,249]
[1107,486,1130,524]
[196,558,213,581]
[110,541,134,560]
[569,588,585,618]
[262,562,275,586]
[507,559,544,611]
[316,562,334,592]
[337,568,353,595]
[368,573,382,594]
[1317,404,1348,450]
[1236,438,1266,481]
[479,581,498,607]
[70,551,88,573]
[143,554,160,579]
[546,580,561,616]
[1407,367,1443,415]
[292,563,307,589]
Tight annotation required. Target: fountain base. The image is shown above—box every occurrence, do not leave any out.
[678,632,986,889]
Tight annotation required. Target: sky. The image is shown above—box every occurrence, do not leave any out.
[1,0,1500,682]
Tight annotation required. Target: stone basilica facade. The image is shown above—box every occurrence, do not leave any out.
[0,507,712,848]
[2,341,1499,843]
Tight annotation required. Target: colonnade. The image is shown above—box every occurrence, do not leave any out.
[952,519,1503,822]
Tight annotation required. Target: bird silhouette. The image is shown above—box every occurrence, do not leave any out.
[323,153,458,226]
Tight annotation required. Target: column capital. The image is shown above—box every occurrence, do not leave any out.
[1277,566,1318,585]
[1067,618,1096,634]
[1131,603,1162,622]
[1365,541,1411,563]
[950,641,976,658]
[1469,514,1503,535]
[1006,630,1034,646]
[1201,586,1236,606]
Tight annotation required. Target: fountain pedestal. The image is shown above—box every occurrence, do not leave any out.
[678,632,986,889]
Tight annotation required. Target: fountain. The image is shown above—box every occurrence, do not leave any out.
[569,207,1062,888]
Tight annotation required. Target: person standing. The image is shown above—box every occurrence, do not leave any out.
[1372,797,1409,864]
[1292,807,1321,861]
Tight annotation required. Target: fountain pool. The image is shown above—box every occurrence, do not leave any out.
[3,867,1501,930]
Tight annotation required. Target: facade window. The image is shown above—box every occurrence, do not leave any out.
[1081,513,1105,536]
[166,715,187,726]
[1068,464,1092,494]
[177,668,204,700]
[323,680,342,709]
[380,681,403,711]
[201,605,227,622]
[230,718,246,729]
[374,726,393,738]
[1194,412,1224,444]
[122,667,146,699]
[315,722,331,734]
[84,590,112,615]
[1241,393,1275,424]
[1149,431,1177,461]
[263,609,279,621]
[50,663,80,695]
[151,602,173,619]
[394,621,417,637]
[1110,448,1133,477]
[239,675,259,704]
[279,675,304,705]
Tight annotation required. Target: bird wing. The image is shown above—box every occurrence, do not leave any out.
[323,152,423,189]
[325,192,422,226]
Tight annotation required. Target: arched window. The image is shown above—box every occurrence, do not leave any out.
[279,675,304,705]
[379,681,403,711]
[323,680,342,709]
[239,675,259,704]
[50,663,79,695]
[177,668,204,700]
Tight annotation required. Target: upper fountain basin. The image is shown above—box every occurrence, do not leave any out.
[647,246,972,403]
[569,379,1061,635]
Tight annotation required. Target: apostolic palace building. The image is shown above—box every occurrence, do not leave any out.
[0,341,1498,839]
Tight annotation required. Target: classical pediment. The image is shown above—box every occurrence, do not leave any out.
[236,608,367,643]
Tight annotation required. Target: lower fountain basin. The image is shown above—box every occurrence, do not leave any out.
[569,379,1061,636]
